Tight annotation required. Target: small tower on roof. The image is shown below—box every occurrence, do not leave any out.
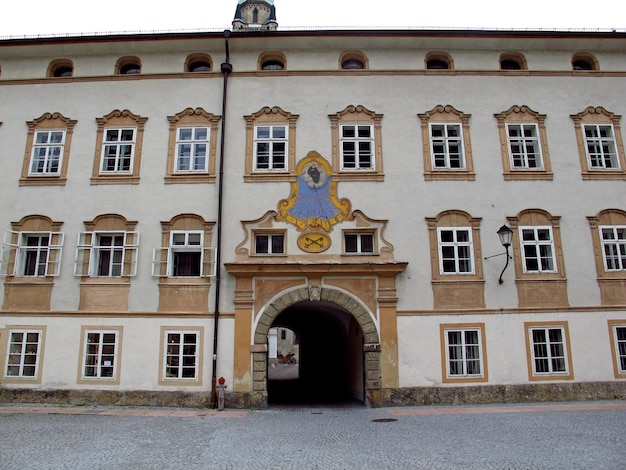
[233,0,278,31]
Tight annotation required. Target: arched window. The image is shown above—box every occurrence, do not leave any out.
[185,54,212,73]
[425,52,453,70]
[499,53,527,71]
[47,59,74,78]
[259,52,286,71]
[572,53,598,71]
[340,51,368,70]
[116,56,141,75]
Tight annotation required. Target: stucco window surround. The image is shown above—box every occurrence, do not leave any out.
[608,320,626,378]
[494,105,553,180]
[244,106,298,182]
[252,230,287,256]
[524,321,574,381]
[507,209,568,308]
[418,104,475,181]
[91,109,147,185]
[499,52,527,71]
[329,105,384,182]
[158,326,204,386]
[115,56,141,75]
[571,106,626,180]
[47,58,74,78]
[1,215,63,312]
[165,107,221,184]
[571,52,599,71]
[2,325,47,385]
[439,323,489,384]
[76,214,138,312]
[339,50,368,70]
[76,326,123,385]
[258,51,286,71]
[20,112,77,186]
[154,214,215,313]
[426,210,485,310]
[185,53,212,73]
[425,51,454,70]
[587,209,626,305]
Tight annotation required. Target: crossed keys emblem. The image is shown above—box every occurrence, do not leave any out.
[298,232,330,252]
[304,235,325,249]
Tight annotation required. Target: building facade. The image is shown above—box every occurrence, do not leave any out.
[1,2,625,408]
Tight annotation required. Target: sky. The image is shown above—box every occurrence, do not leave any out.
[1,0,623,38]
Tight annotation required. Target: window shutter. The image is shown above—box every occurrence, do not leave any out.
[74,231,94,276]
[123,231,139,276]
[202,247,217,277]
[0,230,19,276]
[152,247,169,277]
[46,232,65,276]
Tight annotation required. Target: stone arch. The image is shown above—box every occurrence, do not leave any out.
[251,286,382,407]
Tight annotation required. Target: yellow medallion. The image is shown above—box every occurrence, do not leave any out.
[298,232,331,253]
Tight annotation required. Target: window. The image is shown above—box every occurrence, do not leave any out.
[438,228,474,274]
[82,330,118,379]
[419,105,475,180]
[176,127,209,172]
[426,211,485,309]
[499,53,527,71]
[3,231,64,277]
[116,56,141,75]
[4,329,42,379]
[571,107,626,180]
[608,321,626,378]
[244,106,298,182]
[425,52,453,70]
[254,232,285,255]
[340,51,368,70]
[441,324,487,382]
[344,232,374,254]
[153,225,216,278]
[20,112,76,186]
[588,210,626,305]
[495,106,552,180]
[525,323,573,380]
[258,52,286,71]
[519,227,555,273]
[47,59,73,78]
[340,125,374,170]
[91,110,147,184]
[75,230,138,277]
[163,331,199,380]
[572,53,598,71]
[254,125,287,171]
[185,53,212,72]
[329,105,384,181]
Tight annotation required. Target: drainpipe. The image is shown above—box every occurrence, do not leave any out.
[210,29,232,409]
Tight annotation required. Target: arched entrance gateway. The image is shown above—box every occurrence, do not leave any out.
[255,287,380,406]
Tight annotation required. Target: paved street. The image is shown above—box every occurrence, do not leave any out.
[1,401,625,469]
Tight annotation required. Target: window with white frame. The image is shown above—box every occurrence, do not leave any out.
[506,123,543,169]
[152,230,215,278]
[600,226,626,271]
[254,125,287,171]
[100,128,136,173]
[612,325,626,374]
[175,127,209,172]
[528,326,568,375]
[430,124,465,169]
[5,330,41,378]
[164,331,199,379]
[438,228,473,274]
[584,124,620,169]
[254,233,285,255]
[75,231,138,277]
[344,232,374,254]
[2,231,64,277]
[82,330,118,379]
[29,130,65,175]
[444,328,483,378]
[340,125,374,170]
[520,227,555,273]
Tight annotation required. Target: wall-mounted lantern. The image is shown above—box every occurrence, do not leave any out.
[496,225,513,284]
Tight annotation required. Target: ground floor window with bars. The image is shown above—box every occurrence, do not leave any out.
[5,330,42,378]
[443,326,484,379]
[164,331,199,379]
[82,330,118,379]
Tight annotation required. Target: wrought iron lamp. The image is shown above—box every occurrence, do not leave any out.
[496,225,513,284]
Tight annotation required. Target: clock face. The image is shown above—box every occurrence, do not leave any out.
[298,232,331,253]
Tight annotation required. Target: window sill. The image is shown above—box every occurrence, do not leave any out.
[19,176,67,186]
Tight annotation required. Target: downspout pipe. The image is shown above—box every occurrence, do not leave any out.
[210,29,232,409]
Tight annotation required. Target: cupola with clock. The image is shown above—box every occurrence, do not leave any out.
[232,0,278,31]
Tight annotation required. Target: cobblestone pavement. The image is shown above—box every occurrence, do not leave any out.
[1,401,625,469]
